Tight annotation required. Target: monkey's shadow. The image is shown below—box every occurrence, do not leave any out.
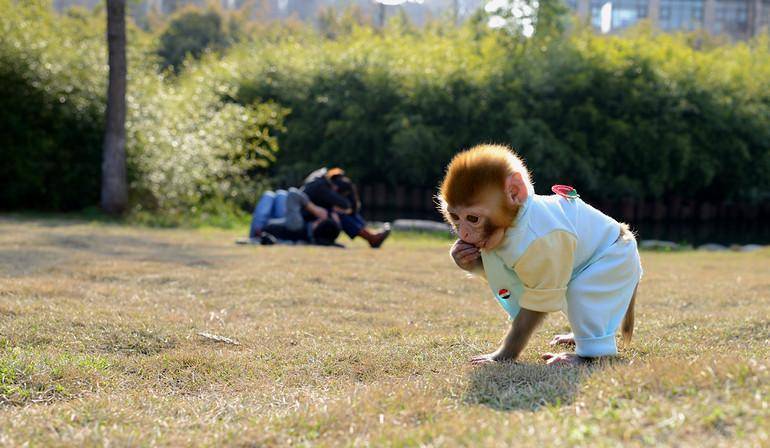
[463,359,619,411]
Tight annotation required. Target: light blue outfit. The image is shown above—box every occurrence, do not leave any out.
[480,192,643,357]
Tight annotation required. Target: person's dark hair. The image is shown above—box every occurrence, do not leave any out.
[312,218,341,245]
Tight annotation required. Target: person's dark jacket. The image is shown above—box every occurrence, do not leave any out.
[300,168,352,213]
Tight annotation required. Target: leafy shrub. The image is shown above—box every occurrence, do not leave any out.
[127,55,288,216]
[0,1,285,215]
[156,7,237,73]
[231,21,770,203]
[0,1,106,210]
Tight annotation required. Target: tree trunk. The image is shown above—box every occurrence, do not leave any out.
[378,3,385,28]
[101,0,128,215]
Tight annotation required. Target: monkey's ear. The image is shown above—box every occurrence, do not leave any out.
[505,172,529,205]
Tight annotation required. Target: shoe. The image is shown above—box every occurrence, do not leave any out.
[369,226,391,249]
[260,233,277,246]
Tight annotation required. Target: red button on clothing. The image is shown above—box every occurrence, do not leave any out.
[498,289,511,300]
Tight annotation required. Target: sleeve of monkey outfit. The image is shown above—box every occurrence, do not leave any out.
[512,231,577,313]
[479,195,570,320]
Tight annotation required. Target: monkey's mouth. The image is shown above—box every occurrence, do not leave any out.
[459,238,486,249]
[477,229,506,251]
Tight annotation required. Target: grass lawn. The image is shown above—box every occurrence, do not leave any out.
[1,216,768,446]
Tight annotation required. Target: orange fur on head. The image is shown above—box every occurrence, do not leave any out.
[484,191,520,232]
[438,144,532,224]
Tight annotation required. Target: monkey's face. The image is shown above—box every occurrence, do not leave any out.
[439,145,531,249]
[446,204,489,247]
[447,194,517,250]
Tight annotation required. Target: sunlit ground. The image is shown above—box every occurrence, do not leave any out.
[0,216,768,446]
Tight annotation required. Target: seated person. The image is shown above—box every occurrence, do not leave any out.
[263,216,341,246]
[248,187,340,246]
[301,167,390,248]
[249,187,326,238]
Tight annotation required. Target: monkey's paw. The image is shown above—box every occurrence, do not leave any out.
[469,352,513,365]
[549,333,576,347]
[541,352,585,367]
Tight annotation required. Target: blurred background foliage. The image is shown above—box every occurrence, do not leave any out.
[1,0,769,221]
[0,0,286,220]
[156,4,245,73]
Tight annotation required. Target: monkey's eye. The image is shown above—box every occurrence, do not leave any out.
[449,213,460,221]
[467,215,479,223]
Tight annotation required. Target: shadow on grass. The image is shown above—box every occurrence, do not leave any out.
[464,358,624,411]
[0,231,219,277]
[42,232,219,268]
[0,249,66,277]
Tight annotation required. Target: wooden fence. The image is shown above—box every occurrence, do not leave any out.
[359,184,770,222]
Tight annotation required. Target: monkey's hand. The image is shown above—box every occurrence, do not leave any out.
[470,350,515,365]
[451,239,481,271]
[471,309,546,366]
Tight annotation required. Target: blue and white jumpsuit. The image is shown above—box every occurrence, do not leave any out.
[480,193,643,357]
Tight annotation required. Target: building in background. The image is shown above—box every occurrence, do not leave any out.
[54,0,486,26]
[577,0,768,38]
[52,0,768,38]
[265,0,485,24]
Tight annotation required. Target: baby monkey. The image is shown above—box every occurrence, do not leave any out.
[439,144,642,367]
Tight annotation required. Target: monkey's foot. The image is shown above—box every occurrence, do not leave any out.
[549,333,575,347]
[541,352,585,367]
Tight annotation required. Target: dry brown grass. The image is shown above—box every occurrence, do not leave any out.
[1,216,768,446]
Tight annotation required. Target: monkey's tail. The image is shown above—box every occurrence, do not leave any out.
[621,285,638,345]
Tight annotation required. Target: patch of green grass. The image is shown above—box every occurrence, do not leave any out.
[128,204,250,229]
[0,349,112,406]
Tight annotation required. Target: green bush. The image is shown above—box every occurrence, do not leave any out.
[156,7,237,73]
[126,54,288,215]
[0,1,285,215]
[0,1,106,210]
[230,20,770,203]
